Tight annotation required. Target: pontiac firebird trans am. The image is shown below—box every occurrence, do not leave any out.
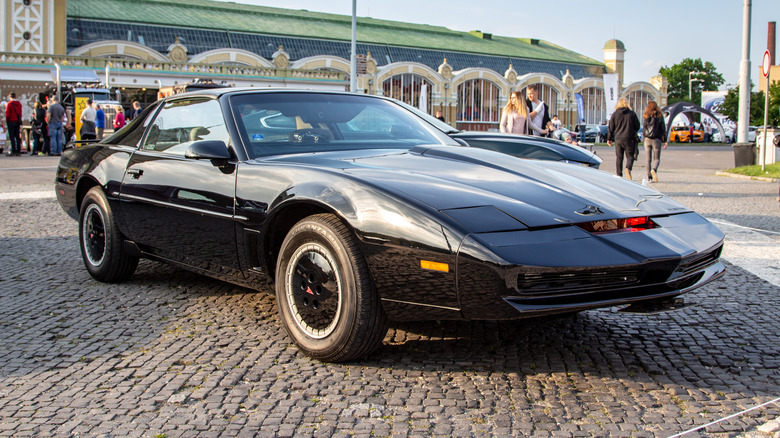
[55,89,725,362]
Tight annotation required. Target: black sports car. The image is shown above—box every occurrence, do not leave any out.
[56,89,725,362]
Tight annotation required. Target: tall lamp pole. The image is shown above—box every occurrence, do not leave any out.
[688,71,703,101]
[350,0,357,93]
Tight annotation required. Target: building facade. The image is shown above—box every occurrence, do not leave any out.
[1,0,667,131]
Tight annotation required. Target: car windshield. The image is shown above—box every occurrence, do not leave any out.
[230,92,457,158]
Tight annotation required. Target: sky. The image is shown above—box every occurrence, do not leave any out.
[214,0,777,91]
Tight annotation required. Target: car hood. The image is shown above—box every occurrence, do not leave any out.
[266,145,691,230]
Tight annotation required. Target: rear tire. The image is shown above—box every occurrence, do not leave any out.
[275,214,388,362]
[79,187,138,282]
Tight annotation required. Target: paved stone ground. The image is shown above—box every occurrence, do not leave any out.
[0,149,779,437]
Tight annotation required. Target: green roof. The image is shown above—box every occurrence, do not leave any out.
[67,0,603,66]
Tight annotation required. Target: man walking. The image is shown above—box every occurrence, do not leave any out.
[94,102,105,139]
[46,96,66,156]
[5,92,23,156]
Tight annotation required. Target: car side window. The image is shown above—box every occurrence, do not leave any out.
[141,99,229,155]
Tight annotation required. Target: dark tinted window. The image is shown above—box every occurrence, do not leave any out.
[463,138,563,161]
[230,92,453,158]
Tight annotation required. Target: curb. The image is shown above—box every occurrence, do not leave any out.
[715,171,779,183]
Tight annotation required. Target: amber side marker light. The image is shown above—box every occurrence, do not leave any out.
[421,260,449,272]
[577,217,657,234]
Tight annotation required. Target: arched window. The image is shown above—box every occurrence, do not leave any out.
[382,74,432,114]
[456,79,500,131]
[519,83,559,119]
[579,87,605,125]
[627,90,653,120]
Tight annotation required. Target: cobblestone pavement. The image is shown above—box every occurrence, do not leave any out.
[0,149,778,437]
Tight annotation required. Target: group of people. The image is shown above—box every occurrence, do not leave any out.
[607,98,667,182]
[3,92,69,156]
[2,92,142,156]
[499,85,580,146]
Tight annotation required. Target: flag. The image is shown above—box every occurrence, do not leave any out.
[418,82,428,114]
[603,73,619,121]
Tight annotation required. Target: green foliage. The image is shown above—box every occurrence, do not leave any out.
[720,82,780,127]
[659,58,725,105]
[770,81,780,127]
[726,162,780,179]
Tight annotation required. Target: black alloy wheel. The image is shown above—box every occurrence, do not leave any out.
[78,187,138,282]
[275,214,388,362]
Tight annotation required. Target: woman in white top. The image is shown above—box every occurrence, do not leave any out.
[499,91,529,135]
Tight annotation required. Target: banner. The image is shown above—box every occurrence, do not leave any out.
[574,93,585,124]
[418,82,428,114]
[603,73,619,121]
[75,97,89,140]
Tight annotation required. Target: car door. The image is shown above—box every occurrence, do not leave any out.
[119,97,241,272]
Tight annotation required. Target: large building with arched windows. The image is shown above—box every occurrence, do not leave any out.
[1,0,668,131]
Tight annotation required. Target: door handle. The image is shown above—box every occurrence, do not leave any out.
[127,169,144,179]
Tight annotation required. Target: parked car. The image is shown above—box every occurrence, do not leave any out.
[669,126,704,143]
[582,124,604,143]
[56,89,725,362]
[399,104,601,168]
[710,126,757,143]
[712,128,733,143]
[449,131,602,168]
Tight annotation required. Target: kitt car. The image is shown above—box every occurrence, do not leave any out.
[56,89,725,362]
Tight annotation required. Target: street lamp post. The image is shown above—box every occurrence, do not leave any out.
[688,71,703,101]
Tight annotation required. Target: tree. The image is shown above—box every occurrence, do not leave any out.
[720,81,780,127]
[659,58,725,105]
[769,80,780,127]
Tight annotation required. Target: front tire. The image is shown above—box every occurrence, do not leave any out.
[79,187,138,282]
[275,214,388,362]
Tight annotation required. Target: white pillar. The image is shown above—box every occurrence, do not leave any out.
[350,0,357,93]
[737,0,752,143]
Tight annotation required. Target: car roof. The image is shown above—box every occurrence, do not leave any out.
[168,87,370,100]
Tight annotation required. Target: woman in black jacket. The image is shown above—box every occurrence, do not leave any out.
[642,101,667,182]
[607,98,641,179]
[30,101,49,155]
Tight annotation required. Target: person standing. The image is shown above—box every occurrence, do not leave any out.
[704,120,712,143]
[642,101,667,182]
[551,115,562,130]
[129,101,143,120]
[499,91,530,135]
[80,99,97,140]
[31,101,49,155]
[435,110,445,122]
[607,97,641,180]
[94,102,105,140]
[113,105,126,131]
[525,85,550,136]
[5,92,23,156]
[46,96,66,156]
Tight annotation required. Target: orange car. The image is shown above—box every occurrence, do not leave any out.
[669,126,704,143]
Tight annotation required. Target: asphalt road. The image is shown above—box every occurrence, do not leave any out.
[0,146,778,437]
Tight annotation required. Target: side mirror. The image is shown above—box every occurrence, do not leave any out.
[185,140,231,160]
